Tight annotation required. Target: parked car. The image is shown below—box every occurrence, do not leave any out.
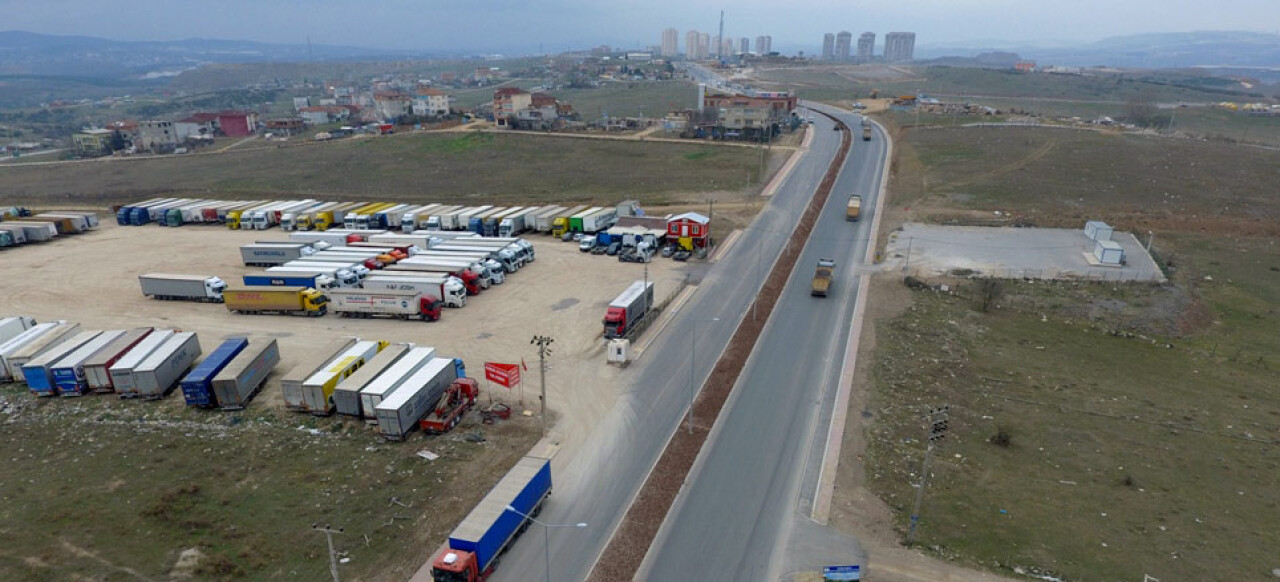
[673,249,692,261]
[591,243,608,255]
[661,244,676,258]
[561,231,576,242]
[579,237,596,252]
[606,241,621,256]
[572,232,588,242]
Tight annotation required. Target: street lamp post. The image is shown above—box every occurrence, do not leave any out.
[504,505,587,582]
[688,316,720,434]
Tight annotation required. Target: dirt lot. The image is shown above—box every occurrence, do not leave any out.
[832,121,1280,581]
[0,216,693,579]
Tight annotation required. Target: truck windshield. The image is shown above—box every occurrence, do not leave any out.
[431,568,467,582]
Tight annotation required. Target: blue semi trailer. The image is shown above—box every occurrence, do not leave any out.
[179,337,248,407]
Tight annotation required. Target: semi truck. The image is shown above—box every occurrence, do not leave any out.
[52,330,125,396]
[4,322,81,381]
[139,274,228,303]
[363,274,468,308]
[132,332,202,400]
[264,266,357,288]
[82,328,153,393]
[846,195,862,221]
[300,340,383,415]
[422,205,465,230]
[374,356,459,440]
[579,207,619,233]
[180,337,249,408]
[240,243,316,266]
[811,258,835,297]
[603,280,655,339]
[223,286,328,317]
[109,330,175,397]
[402,204,442,233]
[862,123,872,141]
[528,206,566,234]
[428,244,521,273]
[414,252,506,283]
[211,337,280,410]
[401,257,493,289]
[429,456,553,582]
[23,330,101,396]
[421,377,480,434]
[385,263,482,296]
[497,207,540,237]
[243,271,336,290]
[286,258,372,278]
[358,346,435,419]
[333,343,412,417]
[542,205,586,234]
[329,288,443,321]
[281,337,357,412]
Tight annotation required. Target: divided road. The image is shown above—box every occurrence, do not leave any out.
[487,112,847,581]
[640,106,888,580]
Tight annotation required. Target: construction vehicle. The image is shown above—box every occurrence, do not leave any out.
[811,258,835,297]
[421,377,479,434]
[846,195,862,221]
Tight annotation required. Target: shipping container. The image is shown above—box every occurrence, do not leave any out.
[133,332,202,400]
[23,330,101,396]
[180,337,249,407]
[300,340,383,415]
[52,330,126,396]
[82,327,153,392]
[211,337,280,410]
[0,322,59,382]
[109,330,175,397]
[281,337,358,411]
[375,357,459,440]
[4,322,81,381]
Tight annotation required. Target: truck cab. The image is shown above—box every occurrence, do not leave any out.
[846,195,862,221]
[811,258,835,297]
[302,289,329,315]
[205,276,229,301]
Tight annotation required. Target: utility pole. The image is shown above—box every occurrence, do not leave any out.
[906,406,948,545]
[530,335,554,435]
[902,236,914,281]
[312,524,344,582]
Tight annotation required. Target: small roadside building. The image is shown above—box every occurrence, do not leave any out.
[667,212,710,248]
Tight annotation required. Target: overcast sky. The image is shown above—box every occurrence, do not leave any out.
[3,0,1279,53]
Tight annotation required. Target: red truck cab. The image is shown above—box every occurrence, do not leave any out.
[431,547,482,582]
[603,306,628,338]
[420,296,443,321]
[422,378,479,433]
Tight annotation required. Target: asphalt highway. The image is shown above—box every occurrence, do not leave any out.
[640,104,887,581]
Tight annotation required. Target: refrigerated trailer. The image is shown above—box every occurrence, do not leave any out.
[280,337,358,412]
[329,288,442,321]
[139,274,228,303]
[0,322,59,382]
[332,343,411,417]
[83,327,153,393]
[362,274,467,308]
[52,330,125,396]
[300,340,383,415]
[180,337,248,408]
[23,330,101,396]
[211,337,280,410]
[110,330,175,396]
[4,322,81,382]
[375,356,459,440]
[132,332,202,400]
[358,346,435,420]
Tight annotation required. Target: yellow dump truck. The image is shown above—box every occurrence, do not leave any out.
[846,195,862,221]
[224,286,327,317]
[811,258,835,297]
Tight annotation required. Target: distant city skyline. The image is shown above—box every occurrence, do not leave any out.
[4,0,1277,54]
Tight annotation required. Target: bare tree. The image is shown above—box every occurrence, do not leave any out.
[978,278,1004,313]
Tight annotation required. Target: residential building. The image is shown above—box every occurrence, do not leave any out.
[884,32,916,62]
[263,118,305,136]
[298,105,351,125]
[373,91,412,120]
[702,87,797,139]
[412,88,450,117]
[72,128,113,156]
[136,120,178,152]
[755,35,771,55]
[667,212,710,248]
[685,30,703,59]
[699,32,711,59]
[857,32,875,62]
[493,88,532,128]
[107,120,139,145]
[836,31,852,61]
[740,37,750,54]
[661,28,679,57]
[712,35,722,58]
[822,33,835,60]
[722,38,734,57]
[216,111,258,137]
[175,113,218,140]
[292,96,311,110]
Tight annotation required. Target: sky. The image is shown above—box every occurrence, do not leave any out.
[3,0,1279,54]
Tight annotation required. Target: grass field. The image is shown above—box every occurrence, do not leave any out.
[0,130,766,206]
[0,388,537,580]
[859,124,1280,580]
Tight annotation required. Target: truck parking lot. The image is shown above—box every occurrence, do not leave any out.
[1,218,689,441]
